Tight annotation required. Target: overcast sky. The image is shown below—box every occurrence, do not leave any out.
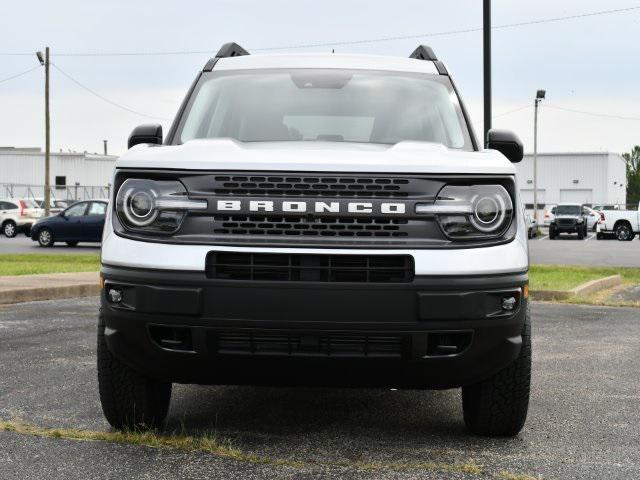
[1,0,639,156]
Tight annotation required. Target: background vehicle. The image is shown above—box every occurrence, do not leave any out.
[0,198,45,237]
[30,200,108,247]
[597,202,640,241]
[525,212,538,238]
[549,203,588,239]
[543,204,556,226]
[583,206,600,232]
[34,198,71,215]
[97,43,531,438]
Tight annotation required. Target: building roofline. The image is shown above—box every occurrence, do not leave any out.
[0,151,117,160]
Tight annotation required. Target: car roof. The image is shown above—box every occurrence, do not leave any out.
[215,53,440,75]
[557,203,583,206]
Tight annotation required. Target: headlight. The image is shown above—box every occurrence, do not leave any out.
[115,178,207,233]
[416,184,513,239]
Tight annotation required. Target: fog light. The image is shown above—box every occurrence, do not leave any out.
[108,288,123,304]
[502,296,517,311]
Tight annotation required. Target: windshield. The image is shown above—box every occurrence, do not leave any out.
[176,69,472,149]
[556,205,582,215]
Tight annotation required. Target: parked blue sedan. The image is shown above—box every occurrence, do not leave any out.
[30,200,108,247]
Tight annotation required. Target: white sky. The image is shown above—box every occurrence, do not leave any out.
[1,0,639,156]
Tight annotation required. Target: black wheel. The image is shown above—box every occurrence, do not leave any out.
[462,304,531,437]
[615,223,633,241]
[577,229,584,240]
[527,229,532,239]
[2,221,17,238]
[549,226,556,239]
[97,314,171,430]
[66,241,79,247]
[37,228,54,247]
[596,232,604,240]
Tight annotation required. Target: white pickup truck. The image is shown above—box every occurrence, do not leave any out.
[598,202,640,241]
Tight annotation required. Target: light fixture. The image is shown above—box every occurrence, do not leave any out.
[36,51,45,65]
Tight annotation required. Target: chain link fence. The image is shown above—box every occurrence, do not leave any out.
[0,183,111,202]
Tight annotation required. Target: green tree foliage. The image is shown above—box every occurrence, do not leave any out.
[623,146,640,205]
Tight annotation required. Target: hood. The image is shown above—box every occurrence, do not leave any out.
[116,139,516,175]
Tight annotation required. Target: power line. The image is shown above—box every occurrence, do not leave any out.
[52,63,170,121]
[493,104,531,118]
[1,5,638,57]
[0,65,40,84]
[545,104,640,121]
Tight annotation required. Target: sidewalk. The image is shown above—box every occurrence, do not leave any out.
[0,271,100,305]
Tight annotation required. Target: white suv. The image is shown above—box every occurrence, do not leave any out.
[97,43,530,437]
[0,199,44,237]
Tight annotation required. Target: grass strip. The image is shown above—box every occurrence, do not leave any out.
[0,254,100,276]
[0,419,488,475]
[529,264,640,291]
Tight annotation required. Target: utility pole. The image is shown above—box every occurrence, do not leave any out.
[103,140,108,156]
[36,48,50,217]
[533,90,546,223]
[483,0,491,146]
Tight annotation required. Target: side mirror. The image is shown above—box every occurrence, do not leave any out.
[486,129,524,163]
[128,124,163,149]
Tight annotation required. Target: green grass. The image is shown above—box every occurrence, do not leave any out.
[529,264,640,291]
[0,254,100,276]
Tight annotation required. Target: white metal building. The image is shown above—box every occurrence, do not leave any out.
[515,152,626,218]
[0,147,117,201]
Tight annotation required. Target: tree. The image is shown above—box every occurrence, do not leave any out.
[623,146,640,206]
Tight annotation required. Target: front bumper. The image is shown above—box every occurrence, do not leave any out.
[101,265,528,389]
[553,222,583,233]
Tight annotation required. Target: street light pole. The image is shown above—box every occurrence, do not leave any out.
[483,0,491,146]
[533,90,546,223]
[36,48,51,217]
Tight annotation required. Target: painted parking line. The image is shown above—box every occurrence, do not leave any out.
[538,235,549,241]
[585,233,596,241]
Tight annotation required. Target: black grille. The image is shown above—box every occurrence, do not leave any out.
[213,175,410,198]
[206,252,414,283]
[557,218,576,226]
[214,331,404,358]
[213,215,409,238]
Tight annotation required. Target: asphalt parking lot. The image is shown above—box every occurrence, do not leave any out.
[1,297,638,479]
[528,231,640,267]
[0,235,100,254]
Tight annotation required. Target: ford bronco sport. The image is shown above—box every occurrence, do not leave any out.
[98,43,530,437]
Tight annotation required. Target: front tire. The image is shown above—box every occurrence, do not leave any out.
[37,228,54,247]
[3,221,17,238]
[97,315,172,430]
[549,226,556,239]
[462,305,531,437]
[615,223,633,241]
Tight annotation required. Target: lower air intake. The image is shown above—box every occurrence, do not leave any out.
[206,252,414,283]
[214,332,404,358]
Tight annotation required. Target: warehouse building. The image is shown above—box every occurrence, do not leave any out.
[515,152,627,219]
[0,147,117,201]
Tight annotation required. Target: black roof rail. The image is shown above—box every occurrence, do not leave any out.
[203,42,250,71]
[409,45,448,75]
[409,45,437,61]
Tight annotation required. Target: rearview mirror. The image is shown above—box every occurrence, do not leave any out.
[486,129,524,163]
[128,124,163,149]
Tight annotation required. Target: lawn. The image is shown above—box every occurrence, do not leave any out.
[0,254,101,276]
[529,264,640,291]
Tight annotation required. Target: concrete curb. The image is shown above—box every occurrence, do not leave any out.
[530,274,622,301]
[0,272,100,305]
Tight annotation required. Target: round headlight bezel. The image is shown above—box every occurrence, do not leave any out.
[426,184,514,240]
